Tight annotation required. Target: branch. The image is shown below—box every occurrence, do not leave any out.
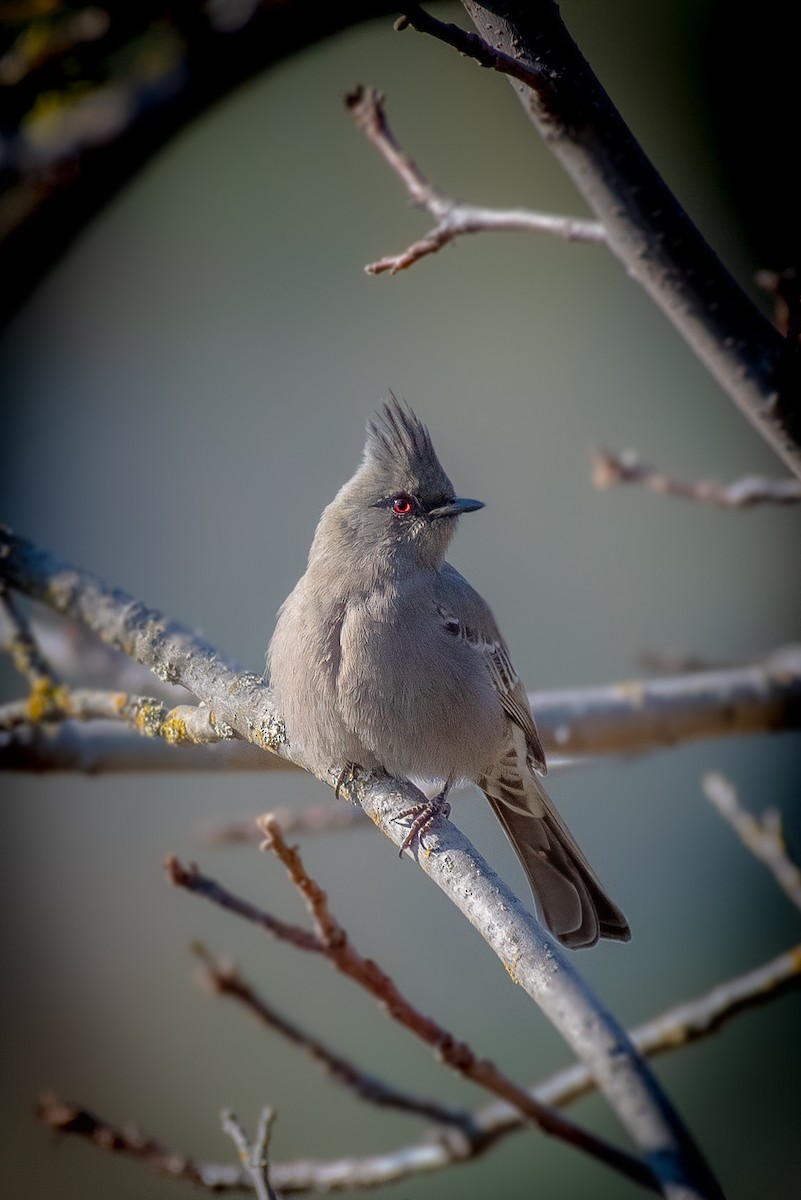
[0,687,234,746]
[0,528,723,1196]
[345,84,605,274]
[171,833,657,1192]
[0,584,54,687]
[591,448,801,508]
[194,944,481,1136]
[398,2,801,479]
[37,944,801,1192]
[703,773,801,913]
[220,1108,279,1200]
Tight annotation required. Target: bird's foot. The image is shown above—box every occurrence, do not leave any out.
[333,761,361,801]
[395,791,452,857]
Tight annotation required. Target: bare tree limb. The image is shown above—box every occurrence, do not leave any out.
[703,773,801,913]
[0,528,726,1197]
[591,448,801,508]
[397,2,801,479]
[172,831,658,1193]
[345,84,605,274]
[37,944,800,1193]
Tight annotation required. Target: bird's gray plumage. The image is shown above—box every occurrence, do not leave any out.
[268,395,630,948]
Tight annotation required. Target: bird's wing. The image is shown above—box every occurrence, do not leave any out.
[438,564,547,775]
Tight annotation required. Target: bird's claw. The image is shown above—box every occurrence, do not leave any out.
[395,792,452,856]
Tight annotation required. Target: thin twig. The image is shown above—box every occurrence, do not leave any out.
[194,944,481,1137]
[703,773,801,913]
[345,84,605,274]
[0,583,54,687]
[591,447,801,508]
[201,804,371,845]
[36,943,801,1192]
[221,1108,278,1200]
[172,831,658,1193]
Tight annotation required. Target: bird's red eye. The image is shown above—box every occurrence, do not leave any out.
[392,495,414,515]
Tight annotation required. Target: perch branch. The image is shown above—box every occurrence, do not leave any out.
[0,528,723,1196]
[345,84,605,274]
[703,773,801,913]
[397,2,801,478]
[591,448,801,508]
[37,944,800,1193]
[172,834,656,1192]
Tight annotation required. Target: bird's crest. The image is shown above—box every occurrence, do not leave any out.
[365,393,451,496]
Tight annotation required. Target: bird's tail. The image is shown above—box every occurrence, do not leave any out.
[480,768,630,949]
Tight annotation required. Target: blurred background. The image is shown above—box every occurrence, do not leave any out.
[1,2,799,1197]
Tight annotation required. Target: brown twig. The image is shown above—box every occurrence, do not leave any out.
[201,804,371,845]
[171,826,658,1192]
[37,943,801,1193]
[590,447,801,508]
[36,1091,248,1190]
[703,773,801,913]
[166,857,324,955]
[345,84,605,274]
[194,944,481,1137]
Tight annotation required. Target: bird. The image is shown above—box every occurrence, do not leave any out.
[268,395,630,948]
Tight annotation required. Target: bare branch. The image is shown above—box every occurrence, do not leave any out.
[36,945,801,1193]
[36,1091,248,1190]
[201,804,371,845]
[703,773,801,913]
[221,1108,279,1200]
[591,448,801,508]
[345,84,605,274]
[397,2,801,479]
[173,834,657,1191]
[0,584,54,687]
[194,944,480,1136]
[166,857,324,955]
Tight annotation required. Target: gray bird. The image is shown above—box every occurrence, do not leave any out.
[268,396,630,948]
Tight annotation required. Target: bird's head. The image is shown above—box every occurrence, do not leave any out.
[321,394,483,572]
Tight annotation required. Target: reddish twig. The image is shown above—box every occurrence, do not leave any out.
[201,804,370,845]
[170,824,658,1192]
[194,944,481,1137]
[345,84,604,275]
[590,447,801,508]
[37,942,801,1192]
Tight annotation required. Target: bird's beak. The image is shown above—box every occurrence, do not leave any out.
[427,497,485,519]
